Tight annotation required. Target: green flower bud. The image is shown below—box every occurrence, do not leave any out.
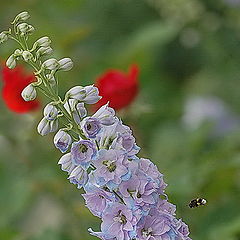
[0,32,8,43]
[6,55,17,69]
[21,84,37,101]
[58,57,73,71]
[42,58,59,70]
[22,50,33,61]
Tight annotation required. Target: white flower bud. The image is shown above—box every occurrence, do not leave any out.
[14,49,23,56]
[36,46,53,58]
[54,130,72,153]
[76,102,87,118]
[83,85,101,104]
[46,74,56,86]
[27,25,35,35]
[0,32,8,43]
[64,99,77,113]
[64,100,87,124]
[6,55,17,69]
[58,57,73,71]
[66,86,86,100]
[50,119,58,133]
[13,11,30,23]
[17,23,29,35]
[37,118,51,136]
[37,117,58,136]
[33,36,51,49]
[73,103,87,124]
[22,51,33,61]
[92,103,116,125]
[43,103,58,121]
[42,58,59,70]
[58,153,75,173]
[21,84,37,101]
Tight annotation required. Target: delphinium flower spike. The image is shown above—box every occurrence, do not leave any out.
[0,11,192,240]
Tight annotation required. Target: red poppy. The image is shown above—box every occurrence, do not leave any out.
[94,64,139,111]
[1,64,40,113]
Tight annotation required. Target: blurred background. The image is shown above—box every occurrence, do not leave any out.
[1,0,240,239]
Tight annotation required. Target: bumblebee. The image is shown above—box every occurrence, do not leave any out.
[188,198,207,208]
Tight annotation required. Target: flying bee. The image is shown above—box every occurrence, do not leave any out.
[188,198,207,208]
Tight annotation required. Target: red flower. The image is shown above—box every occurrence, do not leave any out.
[1,64,40,113]
[94,64,139,111]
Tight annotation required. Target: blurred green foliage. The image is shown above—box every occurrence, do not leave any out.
[1,0,240,239]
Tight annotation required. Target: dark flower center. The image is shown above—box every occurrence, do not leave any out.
[79,144,88,153]
[87,123,92,130]
[115,210,127,225]
[141,228,153,237]
[137,192,142,198]
[102,160,116,172]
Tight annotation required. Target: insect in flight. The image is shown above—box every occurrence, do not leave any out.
[188,198,207,208]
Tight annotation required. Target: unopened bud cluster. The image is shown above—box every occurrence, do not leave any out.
[1,12,74,107]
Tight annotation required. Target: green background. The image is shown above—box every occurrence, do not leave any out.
[1,0,240,239]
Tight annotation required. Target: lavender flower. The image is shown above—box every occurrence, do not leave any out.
[136,209,191,240]
[90,202,135,240]
[71,140,97,169]
[119,173,157,210]
[82,186,115,217]
[92,149,128,188]
[1,12,191,240]
[82,117,102,138]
